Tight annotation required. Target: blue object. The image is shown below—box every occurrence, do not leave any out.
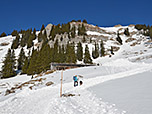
[73,76,78,82]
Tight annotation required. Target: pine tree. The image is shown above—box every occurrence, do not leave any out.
[82,36,86,43]
[34,44,51,74]
[21,57,29,74]
[49,25,56,41]
[0,32,7,37]
[61,45,66,63]
[27,49,38,75]
[42,30,48,45]
[18,48,26,70]
[22,50,31,74]
[20,29,31,47]
[11,34,20,49]
[71,26,76,38]
[83,45,92,64]
[41,24,45,31]
[11,30,18,36]
[150,26,152,39]
[38,31,43,42]
[20,34,26,47]
[76,42,83,61]
[83,19,87,23]
[70,43,77,63]
[78,25,81,36]
[81,24,86,35]
[65,43,76,63]
[60,36,63,42]
[92,42,99,59]
[116,32,123,45]
[78,24,86,36]
[52,39,59,62]
[124,28,130,36]
[33,28,36,35]
[27,34,34,49]
[1,49,16,78]
[100,40,105,57]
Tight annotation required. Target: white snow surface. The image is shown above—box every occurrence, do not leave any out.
[0,25,152,114]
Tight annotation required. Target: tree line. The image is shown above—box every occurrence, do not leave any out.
[1,39,105,78]
[135,24,152,39]
[1,21,105,78]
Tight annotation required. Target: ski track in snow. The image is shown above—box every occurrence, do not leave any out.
[0,62,152,114]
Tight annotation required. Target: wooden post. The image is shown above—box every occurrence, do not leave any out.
[60,70,63,97]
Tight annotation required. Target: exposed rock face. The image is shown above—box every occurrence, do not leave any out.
[128,24,135,27]
[114,24,122,27]
[45,24,53,37]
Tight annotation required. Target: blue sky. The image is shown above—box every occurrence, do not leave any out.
[0,0,151,34]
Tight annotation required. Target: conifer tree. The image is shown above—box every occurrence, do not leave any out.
[27,49,38,75]
[42,30,48,44]
[116,32,123,45]
[38,31,43,42]
[58,45,62,63]
[92,42,99,59]
[27,34,34,49]
[21,57,29,74]
[70,43,77,63]
[83,45,92,64]
[50,25,56,41]
[83,19,87,23]
[82,36,86,43]
[60,36,63,42]
[33,28,36,35]
[20,34,26,47]
[41,24,45,31]
[0,32,7,37]
[11,34,20,49]
[78,24,86,36]
[61,45,66,63]
[11,30,18,36]
[150,26,152,39]
[11,49,16,71]
[18,48,26,70]
[52,39,59,62]
[1,49,16,78]
[78,25,81,36]
[76,42,83,61]
[22,51,30,74]
[124,28,130,36]
[35,44,51,73]
[71,26,76,38]
[81,24,86,35]
[65,43,76,63]
[100,40,105,57]
[20,29,31,47]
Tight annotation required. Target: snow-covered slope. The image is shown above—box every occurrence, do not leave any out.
[0,24,152,114]
[89,71,152,114]
[0,58,152,114]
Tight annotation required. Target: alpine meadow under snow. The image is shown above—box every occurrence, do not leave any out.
[0,21,152,114]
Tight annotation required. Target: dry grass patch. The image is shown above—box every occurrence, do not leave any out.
[0,42,9,46]
[45,81,54,86]
[45,70,55,75]
[125,38,136,43]
[4,78,46,96]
